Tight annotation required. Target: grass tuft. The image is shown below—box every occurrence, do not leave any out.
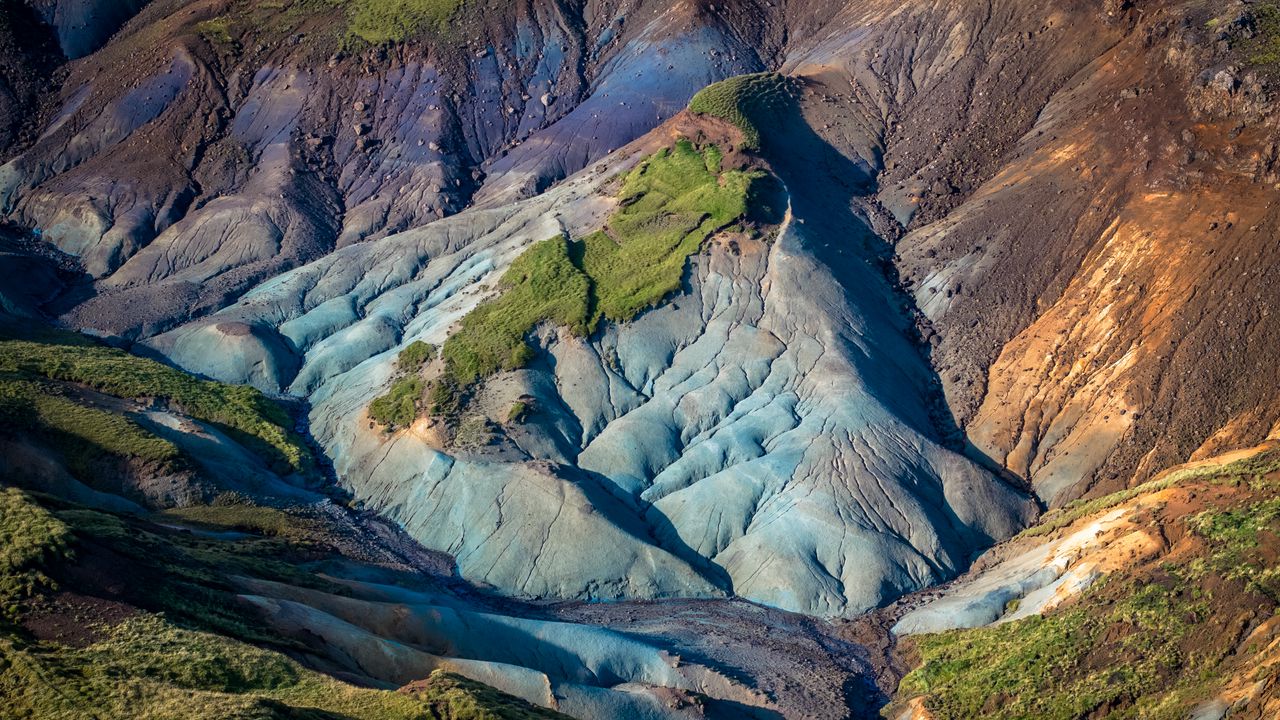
[194,16,234,44]
[368,376,424,428]
[396,340,436,370]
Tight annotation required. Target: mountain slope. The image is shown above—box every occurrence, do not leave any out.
[0,319,851,720]
[880,440,1280,720]
[0,0,1278,687]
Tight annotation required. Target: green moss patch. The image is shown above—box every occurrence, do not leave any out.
[194,15,235,44]
[442,235,592,386]
[581,139,763,322]
[396,340,436,370]
[688,72,796,150]
[158,502,325,545]
[367,341,437,429]
[436,140,769,395]
[368,376,425,428]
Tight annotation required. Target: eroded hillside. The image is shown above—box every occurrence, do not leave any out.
[2,0,1280,717]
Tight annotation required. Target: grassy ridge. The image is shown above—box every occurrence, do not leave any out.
[895,451,1280,720]
[0,378,183,479]
[0,330,310,476]
[369,140,770,428]
[899,581,1209,720]
[436,140,765,393]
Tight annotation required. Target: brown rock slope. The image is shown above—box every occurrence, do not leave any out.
[769,0,1280,506]
[876,0,1280,505]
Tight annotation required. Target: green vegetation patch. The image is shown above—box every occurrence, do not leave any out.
[688,72,795,150]
[438,140,767,392]
[507,401,529,424]
[396,339,436,370]
[408,670,574,719]
[367,341,436,429]
[1187,492,1280,601]
[581,139,762,322]
[0,378,182,479]
[0,329,311,476]
[194,15,234,44]
[374,141,772,426]
[898,579,1213,720]
[0,487,73,613]
[442,235,592,386]
[368,376,425,427]
[345,0,461,45]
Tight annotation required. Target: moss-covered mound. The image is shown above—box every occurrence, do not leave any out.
[368,139,775,428]
[688,72,796,150]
